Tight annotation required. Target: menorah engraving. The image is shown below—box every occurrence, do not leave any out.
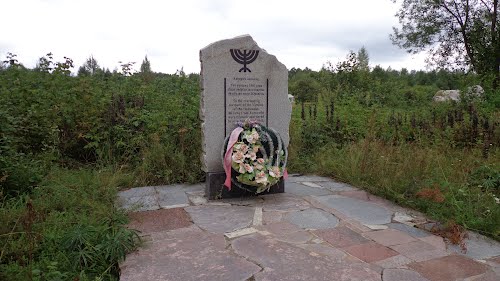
[230,49,259,72]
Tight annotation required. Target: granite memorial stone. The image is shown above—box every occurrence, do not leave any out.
[200,35,291,199]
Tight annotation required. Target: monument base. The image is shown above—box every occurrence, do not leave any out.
[205,172,284,200]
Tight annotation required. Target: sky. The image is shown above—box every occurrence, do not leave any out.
[0,0,429,74]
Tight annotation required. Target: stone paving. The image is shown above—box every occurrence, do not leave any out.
[118,175,500,281]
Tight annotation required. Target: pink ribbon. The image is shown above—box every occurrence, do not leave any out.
[224,127,244,190]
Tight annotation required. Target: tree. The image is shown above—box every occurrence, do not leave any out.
[289,73,320,103]
[77,55,100,76]
[391,0,499,86]
[357,46,370,71]
[139,55,152,73]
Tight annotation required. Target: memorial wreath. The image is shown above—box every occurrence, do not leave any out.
[223,120,287,194]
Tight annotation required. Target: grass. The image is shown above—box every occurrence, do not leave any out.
[0,167,140,281]
[289,139,500,239]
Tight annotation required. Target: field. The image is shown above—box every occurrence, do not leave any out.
[1,59,499,280]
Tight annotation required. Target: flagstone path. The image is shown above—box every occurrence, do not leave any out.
[118,175,500,281]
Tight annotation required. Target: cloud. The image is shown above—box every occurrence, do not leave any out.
[0,0,426,74]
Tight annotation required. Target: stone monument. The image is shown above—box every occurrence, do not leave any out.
[200,35,291,199]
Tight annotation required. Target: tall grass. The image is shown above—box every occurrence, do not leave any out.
[0,168,140,281]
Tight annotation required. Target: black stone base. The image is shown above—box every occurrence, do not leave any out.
[205,172,285,200]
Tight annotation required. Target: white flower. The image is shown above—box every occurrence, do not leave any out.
[244,163,254,173]
[257,158,265,164]
[255,171,268,184]
[245,129,260,144]
[232,151,245,163]
[254,163,264,170]
[246,152,257,160]
[239,163,246,174]
[239,143,249,153]
[268,166,281,178]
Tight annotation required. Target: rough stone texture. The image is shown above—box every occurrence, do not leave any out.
[375,255,413,268]
[118,195,159,212]
[285,181,332,196]
[313,195,393,225]
[447,232,500,260]
[363,229,418,246]
[300,181,323,188]
[200,35,291,173]
[433,89,461,102]
[314,226,369,248]
[382,268,430,281]
[390,240,448,262]
[275,231,314,244]
[119,186,157,198]
[409,255,490,281]
[156,185,189,208]
[232,234,381,281]
[338,190,370,201]
[418,235,447,251]
[260,221,303,236]
[118,175,500,281]
[185,205,254,233]
[285,208,339,229]
[344,242,399,263]
[387,222,431,238]
[364,224,388,230]
[127,208,192,234]
[120,226,261,281]
[297,244,347,262]
[285,175,332,182]
[262,194,310,211]
[316,180,356,191]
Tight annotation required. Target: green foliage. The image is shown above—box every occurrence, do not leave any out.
[391,0,499,85]
[0,168,140,280]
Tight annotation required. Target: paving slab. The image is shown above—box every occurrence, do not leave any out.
[285,175,333,182]
[338,190,370,201]
[121,226,260,281]
[409,255,490,281]
[285,208,339,229]
[314,226,370,248]
[387,222,431,238]
[382,268,430,281]
[363,229,418,246]
[232,234,381,281]
[127,208,192,234]
[313,195,393,225]
[316,180,357,192]
[260,221,303,235]
[447,232,500,260]
[262,194,310,212]
[118,176,500,281]
[118,195,159,212]
[119,186,157,198]
[375,254,413,268]
[390,240,449,262]
[156,185,190,208]
[285,181,333,196]
[184,205,254,234]
[297,243,347,262]
[344,242,399,263]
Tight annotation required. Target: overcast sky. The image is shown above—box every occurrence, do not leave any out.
[1,0,428,74]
